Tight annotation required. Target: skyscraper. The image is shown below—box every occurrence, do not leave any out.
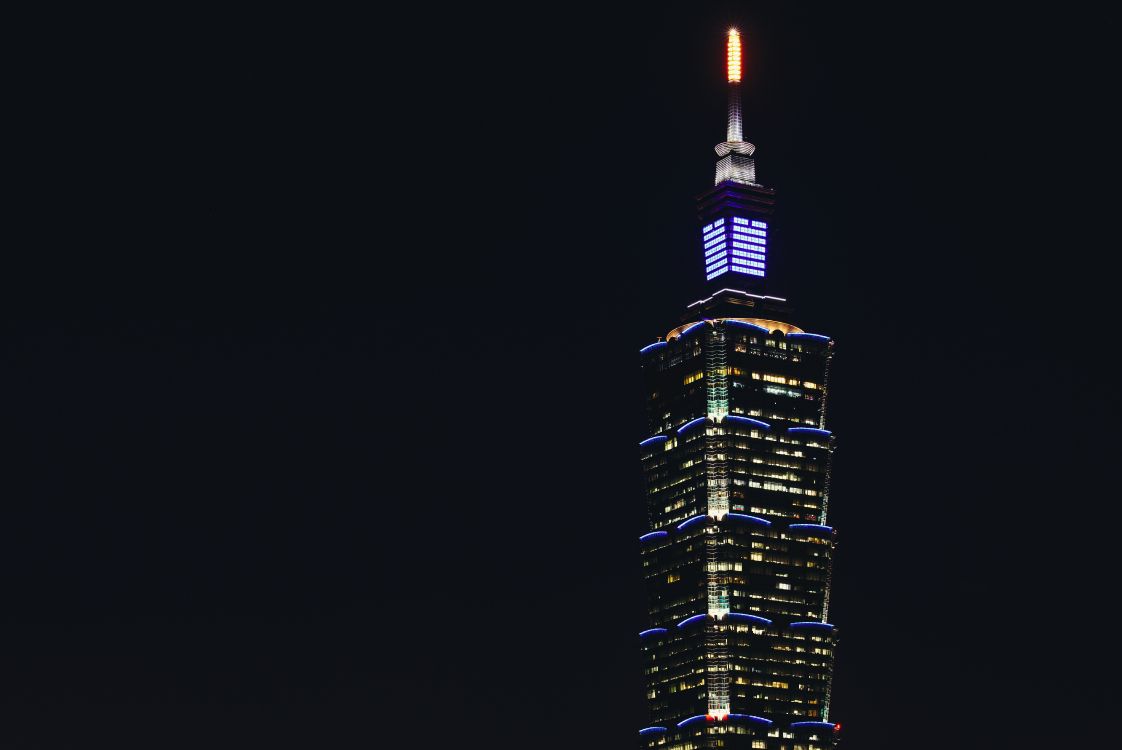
[637,30,840,750]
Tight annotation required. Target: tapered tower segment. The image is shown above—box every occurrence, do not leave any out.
[636,30,841,750]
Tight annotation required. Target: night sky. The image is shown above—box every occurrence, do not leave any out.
[6,4,1119,748]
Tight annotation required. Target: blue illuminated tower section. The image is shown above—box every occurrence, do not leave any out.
[701,216,770,282]
[699,26,777,294]
[636,30,841,750]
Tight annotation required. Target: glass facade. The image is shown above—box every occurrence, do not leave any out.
[638,321,838,749]
[637,318,839,745]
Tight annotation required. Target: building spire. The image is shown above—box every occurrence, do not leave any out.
[715,28,757,186]
[726,27,743,141]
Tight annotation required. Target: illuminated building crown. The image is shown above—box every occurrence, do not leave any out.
[696,29,777,296]
[715,29,757,186]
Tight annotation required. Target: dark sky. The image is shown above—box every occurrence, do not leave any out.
[5,3,1119,748]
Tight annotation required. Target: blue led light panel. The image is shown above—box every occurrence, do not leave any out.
[701,217,767,279]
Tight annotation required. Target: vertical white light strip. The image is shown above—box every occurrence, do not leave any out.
[705,323,730,617]
[706,530,730,718]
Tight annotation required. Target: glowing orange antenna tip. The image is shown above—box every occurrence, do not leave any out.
[727,28,742,82]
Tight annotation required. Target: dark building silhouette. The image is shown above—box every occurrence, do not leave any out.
[637,30,840,750]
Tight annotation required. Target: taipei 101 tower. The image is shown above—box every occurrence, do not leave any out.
[637,30,841,750]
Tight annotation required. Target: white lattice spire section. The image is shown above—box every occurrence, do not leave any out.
[715,28,757,185]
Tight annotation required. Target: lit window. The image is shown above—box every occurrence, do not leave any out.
[706,254,728,271]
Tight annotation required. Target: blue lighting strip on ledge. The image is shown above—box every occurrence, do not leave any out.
[639,628,668,638]
[787,427,832,437]
[727,612,773,626]
[679,321,708,338]
[790,621,836,630]
[676,715,708,728]
[677,613,708,629]
[790,721,837,730]
[786,333,831,342]
[788,523,834,534]
[639,531,669,542]
[729,714,774,726]
[639,726,668,735]
[724,319,770,333]
[726,513,772,526]
[677,417,708,435]
[639,435,669,447]
[724,415,771,429]
[640,341,668,354]
[676,515,709,532]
